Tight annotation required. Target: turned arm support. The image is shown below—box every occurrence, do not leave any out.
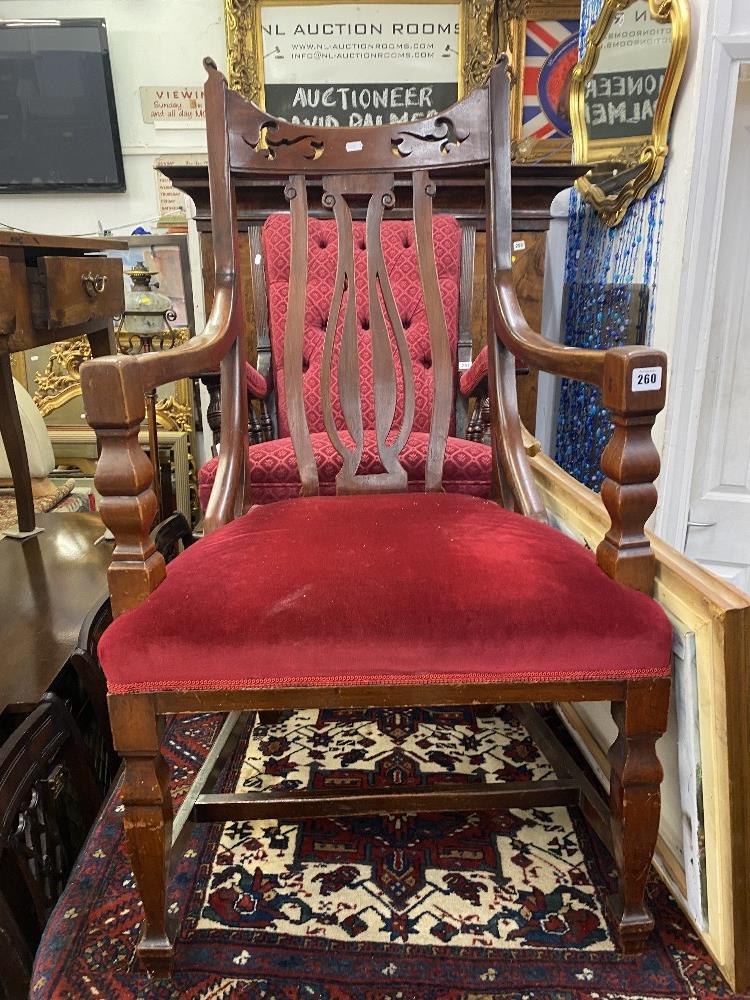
[80,274,249,617]
[493,271,667,595]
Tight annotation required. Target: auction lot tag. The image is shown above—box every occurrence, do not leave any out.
[631,367,662,392]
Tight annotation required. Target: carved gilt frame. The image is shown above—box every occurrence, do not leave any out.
[31,330,192,434]
[501,0,581,162]
[225,0,499,108]
[570,0,690,227]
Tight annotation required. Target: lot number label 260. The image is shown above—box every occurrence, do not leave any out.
[631,367,663,392]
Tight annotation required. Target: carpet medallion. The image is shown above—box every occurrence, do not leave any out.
[32,708,740,999]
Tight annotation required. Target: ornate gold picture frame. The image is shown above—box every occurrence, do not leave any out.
[501,1,581,162]
[570,0,689,226]
[225,0,498,117]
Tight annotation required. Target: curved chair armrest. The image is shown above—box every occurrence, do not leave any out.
[245,361,269,399]
[494,270,606,386]
[493,268,667,415]
[459,347,488,397]
[460,345,530,400]
[79,275,248,617]
[493,269,667,595]
[83,278,237,409]
[200,360,269,400]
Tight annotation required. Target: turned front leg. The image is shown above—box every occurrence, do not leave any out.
[607,678,670,954]
[109,695,174,977]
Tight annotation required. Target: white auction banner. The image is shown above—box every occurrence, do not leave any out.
[259,2,461,126]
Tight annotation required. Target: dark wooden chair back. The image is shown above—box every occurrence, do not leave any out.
[203,56,524,506]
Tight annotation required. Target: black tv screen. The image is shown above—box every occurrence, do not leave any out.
[0,19,125,192]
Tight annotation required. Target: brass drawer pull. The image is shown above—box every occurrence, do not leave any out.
[81,272,108,298]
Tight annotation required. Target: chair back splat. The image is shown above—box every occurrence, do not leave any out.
[203,55,535,510]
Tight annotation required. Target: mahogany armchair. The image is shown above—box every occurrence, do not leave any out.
[197,213,493,507]
[80,56,672,978]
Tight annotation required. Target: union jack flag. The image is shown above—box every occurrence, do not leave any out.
[522,19,579,140]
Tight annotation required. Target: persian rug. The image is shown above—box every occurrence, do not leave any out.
[0,478,85,533]
[32,707,740,999]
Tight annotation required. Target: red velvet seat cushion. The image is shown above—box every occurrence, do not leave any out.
[100,493,672,694]
[199,431,492,508]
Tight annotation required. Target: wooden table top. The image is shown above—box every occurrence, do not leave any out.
[0,232,127,253]
[0,512,113,714]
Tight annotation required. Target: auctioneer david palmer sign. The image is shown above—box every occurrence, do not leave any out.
[259,2,461,126]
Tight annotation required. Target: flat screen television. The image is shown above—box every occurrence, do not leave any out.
[0,18,125,192]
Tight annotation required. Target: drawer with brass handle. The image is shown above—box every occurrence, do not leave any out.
[29,255,124,329]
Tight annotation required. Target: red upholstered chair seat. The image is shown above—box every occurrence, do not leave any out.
[199,431,492,507]
[99,492,672,694]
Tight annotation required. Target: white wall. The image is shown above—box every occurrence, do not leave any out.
[0,0,227,463]
[0,0,224,240]
[648,0,715,487]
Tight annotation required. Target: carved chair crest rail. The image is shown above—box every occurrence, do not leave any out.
[79,56,672,978]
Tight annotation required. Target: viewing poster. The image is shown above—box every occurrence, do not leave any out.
[259,2,461,126]
[584,0,672,140]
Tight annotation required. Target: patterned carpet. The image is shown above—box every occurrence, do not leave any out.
[0,479,91,534]
[32,707,740,999]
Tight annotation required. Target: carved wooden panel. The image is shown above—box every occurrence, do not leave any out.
[226,84,490,175]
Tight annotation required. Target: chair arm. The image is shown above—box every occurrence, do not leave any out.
[494,270,605,386]
[245,361,269,399]
[200,361,269,400]
[85,277,238,405]
[459,346,531,400]
[493,269,667,595]
[79,276,247,617]
[459,348,488,397]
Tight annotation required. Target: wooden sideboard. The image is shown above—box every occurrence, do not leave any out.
[162,164,586,431]
[0,233,126,535]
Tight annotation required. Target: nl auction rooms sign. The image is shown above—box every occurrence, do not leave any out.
[259,2,461,126]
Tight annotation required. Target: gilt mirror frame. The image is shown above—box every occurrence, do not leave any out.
[224,0,499,113]
[570,0,689,227]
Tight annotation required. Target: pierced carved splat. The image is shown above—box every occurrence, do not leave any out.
[281,168,453,497]
[321,174,416,494]
[413,172,452,491]
[283,175,319,496]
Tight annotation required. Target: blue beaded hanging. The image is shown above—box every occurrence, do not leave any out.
[554,0,666,490]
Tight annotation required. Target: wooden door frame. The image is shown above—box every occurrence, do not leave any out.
[656,15,750,549]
